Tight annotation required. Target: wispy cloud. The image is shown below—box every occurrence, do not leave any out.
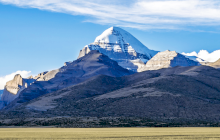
[0,71,32,89]
[1,0,220,30]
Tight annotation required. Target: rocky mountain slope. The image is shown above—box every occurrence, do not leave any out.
[209,59,220,69]
[1,51,132,110]
[139,50,200,72]
[78,27,158,71]
[0,90,3,99]
[0,75,35,109]
[1,65,220,125]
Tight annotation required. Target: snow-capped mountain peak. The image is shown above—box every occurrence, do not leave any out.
[78,27,158,71]
[94,27,154,56]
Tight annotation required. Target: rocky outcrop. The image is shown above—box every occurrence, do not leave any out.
[78,27,158,71]
[138,50,200,72]
[0,69,59,110]
[77,46,91,59]
[34,70,59,81]
[0,74,35,109]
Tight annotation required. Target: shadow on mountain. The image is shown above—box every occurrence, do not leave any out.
[3,50,133,110]
[1,65,220,127]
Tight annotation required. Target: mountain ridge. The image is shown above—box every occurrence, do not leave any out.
[1,65,220,125]
[139,50,200,72]
[2,50,133,110]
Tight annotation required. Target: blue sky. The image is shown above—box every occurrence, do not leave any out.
[0,0,220,88]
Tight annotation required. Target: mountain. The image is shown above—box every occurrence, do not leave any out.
[0,74,35,109]
[0,90,3,109]
[182,50,220,63]
[0,90,3,99]
[1,65,220,126]
[183,55,206,63]
[1,27,220,127]
[2,51,132,110]
[209,58,220,69]
[138,50,200,72]
[78,27,158,71]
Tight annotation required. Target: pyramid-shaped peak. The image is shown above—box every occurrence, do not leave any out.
[107,26,122,31]
[94,26,131,44]
[78,27,158,71]
[94,26,156,56]
[104,26,123,30]
[105,26,126,33]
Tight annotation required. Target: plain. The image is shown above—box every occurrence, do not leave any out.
[0,128,220,140]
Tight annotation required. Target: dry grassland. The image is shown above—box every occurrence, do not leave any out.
[0,127,220,140]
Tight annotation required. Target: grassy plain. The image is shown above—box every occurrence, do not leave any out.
[0,127,220,140]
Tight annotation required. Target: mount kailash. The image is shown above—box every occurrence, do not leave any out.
[0,27,220,127]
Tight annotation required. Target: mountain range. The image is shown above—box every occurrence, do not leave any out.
[0,27,220,127]
[0,50,132,110]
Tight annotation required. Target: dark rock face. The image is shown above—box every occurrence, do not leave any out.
[2,65,220,124]
[0,90,3,99]
[3,51,133,110]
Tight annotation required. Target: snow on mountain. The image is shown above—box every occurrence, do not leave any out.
[94,27,156,57]
[78,27,158,71]
[182,55,206,63]
[139,50,200,72]
[182,50,220,63]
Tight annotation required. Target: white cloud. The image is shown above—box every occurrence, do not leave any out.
[1,0,220,30]
[0,71,32,90]
[182,50,220,62]
[182,51,198,57]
